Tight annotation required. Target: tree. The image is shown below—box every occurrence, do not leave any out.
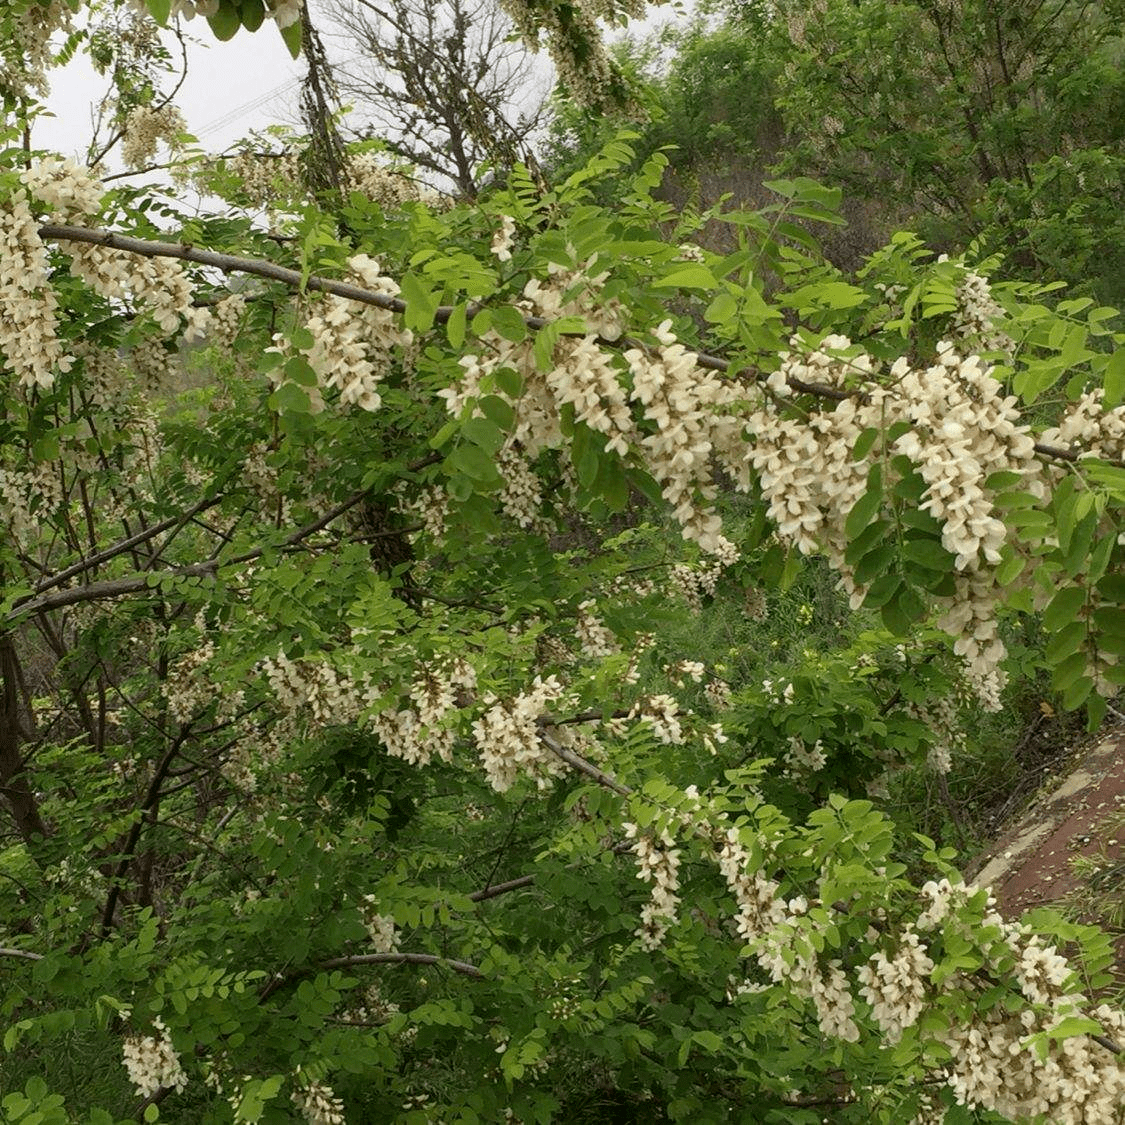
[2,2,1125,1122]
[325,0,547,197]
[759,0,1125,301]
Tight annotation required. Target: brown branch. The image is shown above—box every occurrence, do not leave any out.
[5,487,373,623]
[30,494,224,597]
[37,224,1104,467]
[318,951,483,978]
[0,946,43,961]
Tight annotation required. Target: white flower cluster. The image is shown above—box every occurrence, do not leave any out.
[122,1017,188,1099]
[440,258,629,457]
[939,1005,1125,1124]
[1012,933,1072,1005]
[166,639,217,723]
[784,735,826,773]
[499,0,615,111]
[666,659,706,686]
[496,446,544,527]
[575,599,619,658]
[0,174,76,390]
[628,694,684,745]
[261,650,365,728]
[183,292,246,350]
[491,214,516,263]
[856,929,934,1043]
[0,0,73,99]
[292,1081,347,1125]
[714,827,786,946]
[749,336,1044,705]
[223,149,303,209]
[905,694,965,775]
[369,656,476,767]
[347,151,433,208]
[399,484,449,541]
[951,271,1014,357]
[472,674,571,792]
[625,321,748,551]
[301,254,413,411]
[121,102,187,170]
[20,158,199,340]
[670,537,741,612]
[623,821,682,949]
[1040,388,1125,463]
[361,897,399,953]
[0,467,37,546]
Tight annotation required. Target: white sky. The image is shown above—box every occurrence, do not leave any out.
[35,2,696,176]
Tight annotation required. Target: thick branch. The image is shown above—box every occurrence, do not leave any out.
[5,487,373,624]
[37,223,1097,466]
[0,946,43,961]
[318,951,483,977]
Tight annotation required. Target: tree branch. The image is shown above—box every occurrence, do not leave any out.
[37,223,1101,466]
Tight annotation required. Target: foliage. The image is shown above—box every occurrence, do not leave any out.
[1,3,1125,1124]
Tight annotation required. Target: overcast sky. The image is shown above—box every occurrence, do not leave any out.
[35,2,695,178]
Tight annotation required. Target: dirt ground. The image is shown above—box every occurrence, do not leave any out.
[967,720,1125,970]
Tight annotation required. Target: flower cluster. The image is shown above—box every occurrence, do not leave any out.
[347,151,434,208]
[292,1081,347,1125]
[0,0,73,100]
[748,334,1045,704]
[670,536,740,612]
[499,0,616,111]
[361,897,399,953]
[166,639,217,723]
[300,254,413,411]
[491,214,516,262]
[623,821,682,949]
[951,270,1014,357]
[368,656,476,767]
[472,674,571,791]
[0,174,75,390]
[784,735,826,773]
[1040,388,1125,463]
[122,1017,188,1099]
[121,102,187,170]
[261,650,366,728]
[496,446,544,527]
[575,599,619,658]
[21,158,199,341]
[856,929,934,1043]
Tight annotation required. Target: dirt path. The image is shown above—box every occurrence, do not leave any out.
[967,723,1125,969]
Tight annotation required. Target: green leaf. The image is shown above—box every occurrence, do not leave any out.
[1045,621,1086,663]
[881,585,926,635]
[901,537,953,571]
[448,443,500,485]
[145,0,172,22]
[445,302,467,349]
[462,417,504,453]
[1105,348,1125,407]
[240,0,265,31]
[400,272,438,333]
[207,5,241,40]
[279,18,302,58]
[495,367,523,398]
[851,427,880,462]
[653,265,717,289]
[845,464,883,538]
[283,355,318,387]
[479,394,515,430]
[267,382,310,414]
[1043,586,1085,633]
[491,305,527,343]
